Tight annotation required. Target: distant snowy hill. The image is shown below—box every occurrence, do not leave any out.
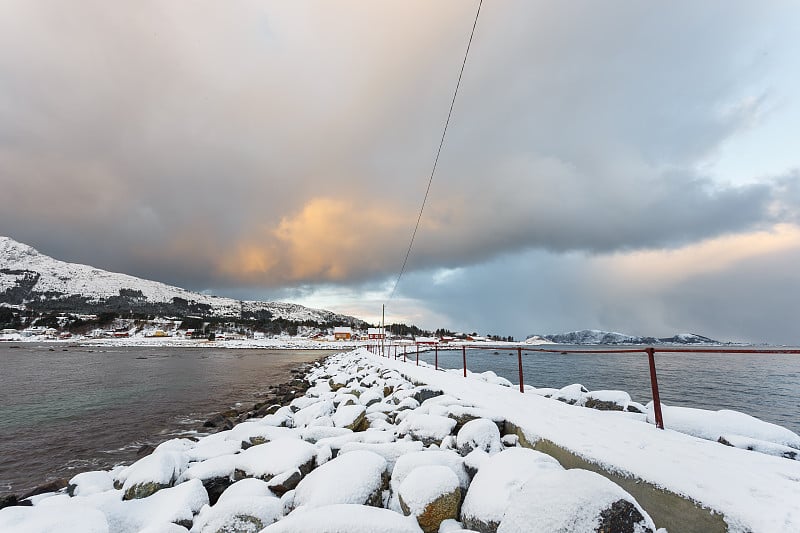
[0,236,365,325]
[526,329,720,345]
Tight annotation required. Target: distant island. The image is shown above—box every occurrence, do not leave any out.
[526,329,722,345]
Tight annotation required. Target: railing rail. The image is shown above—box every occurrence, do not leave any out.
[364,342,800,430]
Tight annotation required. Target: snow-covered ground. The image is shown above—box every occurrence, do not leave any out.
[2,348,798,532]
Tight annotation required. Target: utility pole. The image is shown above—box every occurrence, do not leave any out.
[381,304,385,357]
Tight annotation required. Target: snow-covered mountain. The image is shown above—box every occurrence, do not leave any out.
[0,236,365,325]
[526,329,720,345]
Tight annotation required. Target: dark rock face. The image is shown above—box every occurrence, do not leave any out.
[584,398,624,411]
[413,388,443,404]
[0,494,27,510]
[136,444,156,458]
[267,469,302,495]
[123,481,169,501]
[203,413,235,430]
[597,499,653,533]
[21,479,68,499]
[203,476,234,506]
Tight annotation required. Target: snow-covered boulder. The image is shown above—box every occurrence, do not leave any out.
[291,400,335,428]
[648,403,800,450]
[583,390,631,411]
[300,426,352,443]
[339,441,425,471]
[292,450,388,508]
[461,448,562,532]
[359,388,385,407]
[553,384,588,405]
[235,439,317,481]
[497,469,656,533]
[102,478,209,532]
[261,504,423,532]
[332,404,367,431]
[67,471,115,497]
[118,450,189,500]
[397,413,457,446]
[190,478,283,533]
[456,419,502,457]
[0,502,109,533]
[718,434,799,460]
[398,466,461,533]
[412,387,444,404]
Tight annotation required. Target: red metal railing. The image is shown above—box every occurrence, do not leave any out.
[365,342,800,430]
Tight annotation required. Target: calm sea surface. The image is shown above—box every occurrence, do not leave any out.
[0,345,330,497]
[414,347,800,435]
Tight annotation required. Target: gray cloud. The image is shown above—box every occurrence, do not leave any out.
[1,1,799,342]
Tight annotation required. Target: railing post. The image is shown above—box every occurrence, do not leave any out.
[435,345,439,370]
[646,347,664,429]
[416,343,419,366]
[517,347,524,393]
[403,345,406,363]
[462,345,467,377]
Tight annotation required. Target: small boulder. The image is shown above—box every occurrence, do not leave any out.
[21,478,68,499]
[456,419,502,457]
[413,387,444,404]
[398,466,461,533]
[332,404,368,432]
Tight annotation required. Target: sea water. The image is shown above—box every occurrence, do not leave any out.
[0,344,328,497]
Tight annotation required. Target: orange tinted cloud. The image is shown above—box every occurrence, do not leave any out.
[217,197,413,284]
[595,224,800,288]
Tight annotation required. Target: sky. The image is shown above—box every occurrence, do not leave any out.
[2,1,800,344]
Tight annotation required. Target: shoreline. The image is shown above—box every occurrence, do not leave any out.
[2,348,799,532]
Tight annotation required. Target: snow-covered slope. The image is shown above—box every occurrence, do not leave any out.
[0,236,364,324]
[526,329,719,345]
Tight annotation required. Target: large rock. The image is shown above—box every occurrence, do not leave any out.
[292,450,388,508]
[235,439,317,481]
[332,404,368,432]
[461,448,562,533]
[398,466,461,533]
[118,451,188,500]
[396,413,457,446]
[497,469,656,533]
[191,478,283,533]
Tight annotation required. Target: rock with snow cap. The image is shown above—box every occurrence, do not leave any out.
[497,469,656,533]
[461,448,562,532]
[292,449,388,508]
[397,413,457,446]
[119,450,189,500]
[456,419,502,457]
[234,439,317,481]
[190,478,283,533]
[332,403,368,431]
[398,465,462,533]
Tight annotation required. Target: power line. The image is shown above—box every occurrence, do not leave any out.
[387,0,484,303]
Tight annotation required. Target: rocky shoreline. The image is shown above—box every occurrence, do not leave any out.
[0,350,662,533]
[2,348,799,532]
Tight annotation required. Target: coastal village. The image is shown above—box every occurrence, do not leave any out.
[0,313,497,346]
